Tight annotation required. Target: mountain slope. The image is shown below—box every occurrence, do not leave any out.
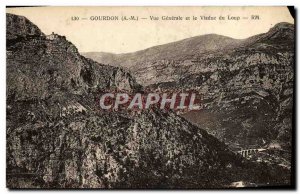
[82,22,294,86]
[82,34,242,74]
[83,23,294,159]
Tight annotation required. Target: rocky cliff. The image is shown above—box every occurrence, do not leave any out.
[7,13,44,40]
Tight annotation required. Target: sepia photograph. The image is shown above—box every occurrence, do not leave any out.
[5,6,295,189]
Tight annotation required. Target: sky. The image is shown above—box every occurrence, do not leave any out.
[7,6,294,54]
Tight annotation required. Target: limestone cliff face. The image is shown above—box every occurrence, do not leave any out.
[6,13,291,188]
[7,14,139,102]
[81,58,141,92]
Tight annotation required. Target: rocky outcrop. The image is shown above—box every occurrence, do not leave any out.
[6,13,44,40]
[7,14,140,102]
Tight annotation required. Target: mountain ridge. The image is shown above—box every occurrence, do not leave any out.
[82,22,294,70]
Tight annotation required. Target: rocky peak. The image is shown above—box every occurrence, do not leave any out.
[6,13,44,40]
[243,22,294,47]
[265,22,294,42]
[6,13,140,102]
[271,22,294,31]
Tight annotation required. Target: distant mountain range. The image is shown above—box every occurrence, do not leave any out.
[82,22,294,86]
[82,34,241,71]
[83,22,294,156]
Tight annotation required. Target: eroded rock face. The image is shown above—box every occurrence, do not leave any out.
[7,19,140,102]
[6,13,292,188]
[6,101,290,188]
[6,13,44,40]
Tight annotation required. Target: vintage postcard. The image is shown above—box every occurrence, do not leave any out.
[6,6,295,189]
